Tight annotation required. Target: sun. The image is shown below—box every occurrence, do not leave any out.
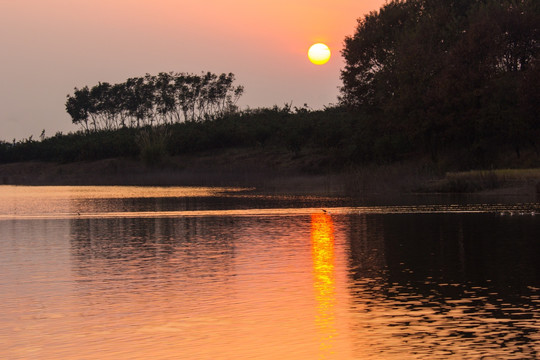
[308,43,331,65]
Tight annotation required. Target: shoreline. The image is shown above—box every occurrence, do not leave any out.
[1,154,539,199]
[0,151,348,195]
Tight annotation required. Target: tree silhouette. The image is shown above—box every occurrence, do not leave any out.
[66,72,244,131]
[341,0,539,162]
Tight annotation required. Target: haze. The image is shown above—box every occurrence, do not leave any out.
[0,0,385,141]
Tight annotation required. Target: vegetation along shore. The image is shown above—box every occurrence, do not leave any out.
[1,0,538,195]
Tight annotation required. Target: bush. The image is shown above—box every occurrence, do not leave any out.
[136,127,170,166]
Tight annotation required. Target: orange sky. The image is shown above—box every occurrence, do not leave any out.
[0,0,386,140]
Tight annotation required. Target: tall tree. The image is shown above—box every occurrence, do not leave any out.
[341,0,539,162]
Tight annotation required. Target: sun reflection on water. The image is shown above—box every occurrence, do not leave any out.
[311,213,337,359]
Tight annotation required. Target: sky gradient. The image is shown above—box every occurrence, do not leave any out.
[1,0,385,141]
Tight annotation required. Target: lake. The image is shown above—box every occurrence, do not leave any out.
[1,185,539,359]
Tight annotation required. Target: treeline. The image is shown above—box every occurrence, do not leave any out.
[0,106,364,168]
[1,101,537,170]
[65,72,244,131]
[341,0,539,163]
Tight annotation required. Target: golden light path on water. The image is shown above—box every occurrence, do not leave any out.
[1,185,539,220]
[1,205,538,220]
[311,213,337,359]
[0,185,245,199]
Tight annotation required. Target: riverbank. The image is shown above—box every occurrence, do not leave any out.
[2,148,539,197]
[0,147,347,195]
[420,168,540,195]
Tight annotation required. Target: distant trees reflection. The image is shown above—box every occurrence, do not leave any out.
[346,212,540,358]
[346,213,540,294]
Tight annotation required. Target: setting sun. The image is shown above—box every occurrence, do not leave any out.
[308,43,331,65]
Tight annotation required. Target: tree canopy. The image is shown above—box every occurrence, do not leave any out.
[66,72,244,131]
[341,0,539,161]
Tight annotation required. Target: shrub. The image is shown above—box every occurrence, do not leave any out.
[136,126,170,166]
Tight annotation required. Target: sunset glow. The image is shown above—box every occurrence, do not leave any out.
[0,0,387,140]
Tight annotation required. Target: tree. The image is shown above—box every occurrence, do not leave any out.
[340,0,421,111]
[65,86,92,131]
[65,72,244,131]
[340,0,539,163]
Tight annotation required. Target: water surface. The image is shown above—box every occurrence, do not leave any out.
[1,186,539,359]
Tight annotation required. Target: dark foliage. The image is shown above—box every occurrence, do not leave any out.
[66,72,244,131]
[0,129,140,163]
[341,0,539,166]
[1,106,394,170]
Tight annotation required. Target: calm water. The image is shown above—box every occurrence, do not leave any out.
[1,186,539,359]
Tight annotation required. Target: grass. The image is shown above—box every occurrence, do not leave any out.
[421,168,540,193]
